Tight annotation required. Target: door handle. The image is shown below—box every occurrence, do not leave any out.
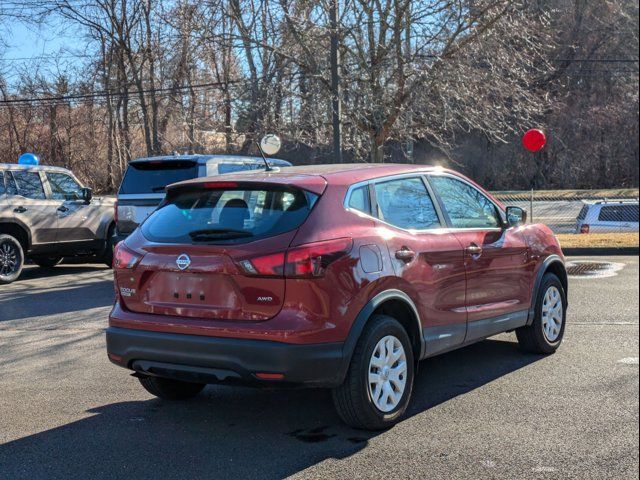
[395,247,416,261]
[57,205,70,213]
[13,206,27,213]
[466,244,483,256]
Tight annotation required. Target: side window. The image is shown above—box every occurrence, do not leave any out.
[47,172,83,201]
[5,172,18,195]
[429,175,502,229]
[12,171,46,200]
[598,205,639,222]
[598,206,616,222]
[0,171,4,195]
[348,185,371,214]
[374,177,440,230]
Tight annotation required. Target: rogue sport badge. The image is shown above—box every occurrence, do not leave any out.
[176,254,191,271]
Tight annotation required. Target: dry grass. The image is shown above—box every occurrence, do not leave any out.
[557,233,639,249]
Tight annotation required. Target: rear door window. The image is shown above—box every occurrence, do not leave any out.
[373,177,440,230]
[119,160,199,194]
[598,205,639,222]
[11,171,46,199]
[0,171,4,195]
[5,172,18,195]
[142,186,317,244]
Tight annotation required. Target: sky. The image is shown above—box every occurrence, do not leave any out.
[1,19,83,86]
[5,23,65,57]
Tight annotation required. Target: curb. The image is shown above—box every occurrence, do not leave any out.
[563,247,639,256]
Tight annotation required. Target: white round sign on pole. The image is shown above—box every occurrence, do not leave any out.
[260,134,281,156]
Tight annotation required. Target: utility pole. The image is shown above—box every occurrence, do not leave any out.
[404,3,414,163]
[329,0,343,163]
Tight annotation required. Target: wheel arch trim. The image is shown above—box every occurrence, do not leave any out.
[527,254,567,325]
[337,289,423,382]
[0,219,32,250]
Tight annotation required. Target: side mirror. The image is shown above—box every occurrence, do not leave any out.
[81,187,93,204]
[506,206,527,228]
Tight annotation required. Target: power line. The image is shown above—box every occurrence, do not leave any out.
[554,59,639,63]
[0,76,263,107]
[2,54,93,61]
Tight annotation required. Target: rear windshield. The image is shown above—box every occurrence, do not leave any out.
[577,205,589,221]
[598,204,639,223]
[119,160,199,194]
[141,186,318,244]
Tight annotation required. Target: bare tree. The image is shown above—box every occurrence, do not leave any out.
[0,0,636,191]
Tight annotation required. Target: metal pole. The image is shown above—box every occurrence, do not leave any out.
[404,4,413,163]
[530,188,534,223]
[329,0,343,163]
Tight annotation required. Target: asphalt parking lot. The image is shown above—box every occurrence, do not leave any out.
[0,256,638,480]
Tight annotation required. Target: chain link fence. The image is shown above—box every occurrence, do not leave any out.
[492,189,639,235]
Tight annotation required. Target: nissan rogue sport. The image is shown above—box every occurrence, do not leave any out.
[107,164,567,430]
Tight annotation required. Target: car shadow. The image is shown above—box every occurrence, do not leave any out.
[0,267,113,323]
[17,264,110,281]
[0,338,545,480]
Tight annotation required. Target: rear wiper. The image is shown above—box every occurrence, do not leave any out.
[188,228,254,241]
[151,186,166,192]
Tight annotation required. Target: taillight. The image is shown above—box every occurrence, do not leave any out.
[285,238,353,277]
[237,238,353,278]
[113,242,143,269]
[237,252,285,276]
[580,224,590,234]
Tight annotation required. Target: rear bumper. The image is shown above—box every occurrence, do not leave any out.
[106,327,345,387]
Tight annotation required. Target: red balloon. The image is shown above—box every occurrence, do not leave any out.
[522,129,546,152]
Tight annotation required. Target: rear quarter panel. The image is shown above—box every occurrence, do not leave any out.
[282,183,400,343]
[85,196,116,239]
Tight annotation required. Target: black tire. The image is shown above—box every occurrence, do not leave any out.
[516,273,567,354]
[0,234,24,284]
[332,314,415,430]
[32,256,63,268]
[138,375,205,400]
[102,224,116,268]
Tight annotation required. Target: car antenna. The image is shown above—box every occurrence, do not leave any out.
[256,141,274,172]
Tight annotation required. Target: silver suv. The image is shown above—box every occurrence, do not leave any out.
[0,164,115,284]
[114,154,292,243]
[575,199,639,233]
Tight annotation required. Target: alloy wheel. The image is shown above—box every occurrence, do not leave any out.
[0,241,19,277]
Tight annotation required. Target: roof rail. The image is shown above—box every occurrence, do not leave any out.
[594,198,639,205]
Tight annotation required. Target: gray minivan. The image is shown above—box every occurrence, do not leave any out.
[114,155,292,242]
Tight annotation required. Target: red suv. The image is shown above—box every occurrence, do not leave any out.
[107,164,567,430]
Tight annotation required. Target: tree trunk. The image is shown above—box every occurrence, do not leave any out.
[143,0,161,154]
[370,133,384,163]
[329,0,343,163]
